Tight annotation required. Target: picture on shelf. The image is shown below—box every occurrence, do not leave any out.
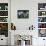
[38,3,46,10]
[17,10,29,18]
[38,29,46,37]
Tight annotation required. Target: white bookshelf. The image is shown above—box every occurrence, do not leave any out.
[38,3,46,29]
[0,0,11,45]
[0,3,8,38]
[38,3,46,37]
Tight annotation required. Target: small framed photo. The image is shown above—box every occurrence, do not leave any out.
[17,10,29,19]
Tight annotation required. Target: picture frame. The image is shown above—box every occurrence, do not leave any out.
[17,10,29,19]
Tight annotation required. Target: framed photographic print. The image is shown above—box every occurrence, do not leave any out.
[17,10,29,19]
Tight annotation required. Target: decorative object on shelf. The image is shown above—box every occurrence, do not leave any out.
[40,8,45,10]
[0,11,8,16]
[38,3,46,10]
[0,23,8,30]
[38,17,46,22]
[0,3,8,10]
[0,23,8,37]
[38,29,46,37]
[0,6,1,10]
[29,25,35,30]
[5,6,8,10]
[42,11,46,16]
[17,10,29,19]
[38,23,46,28]
[38,11,46,16]
[42,12,45,15]
[11,23,16,30]
[0,17,8,22]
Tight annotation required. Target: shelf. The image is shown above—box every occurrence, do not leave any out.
[0,3,8,37]
[0,10,8,11]
[38,28,46,29]
[38,22,46,23]
[0,22,8,23]
[0,16,8,17]
[38,10,46,11]
[38,3,46,37]
[38,15,46,17]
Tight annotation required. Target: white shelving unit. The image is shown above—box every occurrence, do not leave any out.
[38,3,46,37]
[0,3,8,37]
[0,2,9,45]
[0,3,8,23]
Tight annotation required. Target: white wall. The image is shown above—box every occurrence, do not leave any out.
[11,0,38,30]
[11,0,46,30]
[11,0,46,46]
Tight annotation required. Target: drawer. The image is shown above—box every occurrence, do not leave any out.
[0,37,8,45]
